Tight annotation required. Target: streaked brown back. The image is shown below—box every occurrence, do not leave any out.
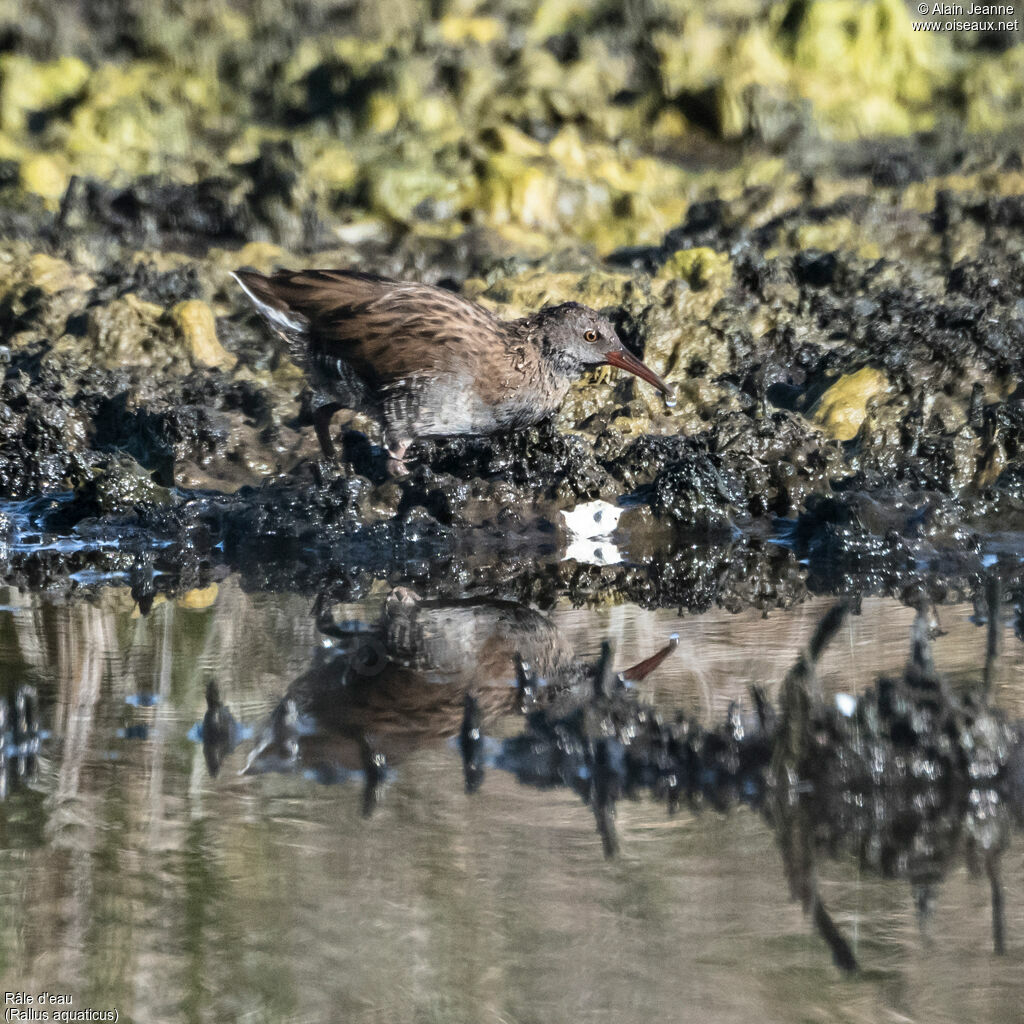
[237,268,504,384]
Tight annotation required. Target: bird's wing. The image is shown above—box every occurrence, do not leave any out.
[234,268,501,384]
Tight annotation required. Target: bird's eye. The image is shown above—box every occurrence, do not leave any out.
[584,329,598,343]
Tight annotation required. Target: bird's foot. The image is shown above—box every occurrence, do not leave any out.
[386,456,410,478]
[385,439,411,478]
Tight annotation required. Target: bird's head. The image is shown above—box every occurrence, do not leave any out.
[530,302,674,400]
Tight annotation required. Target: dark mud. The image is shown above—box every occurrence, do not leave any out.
[4,151,1024,613]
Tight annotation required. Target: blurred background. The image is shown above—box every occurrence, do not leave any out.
[1,0,1022,253]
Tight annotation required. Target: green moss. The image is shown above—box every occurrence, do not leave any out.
[475,151,563,232]
[652,0,964,140]
[469,126,695,251]
[295,137,359,193]
[642,286,731,379]
[651,251,734,336]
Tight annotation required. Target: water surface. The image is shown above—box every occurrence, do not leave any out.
[0,582,1021,1024]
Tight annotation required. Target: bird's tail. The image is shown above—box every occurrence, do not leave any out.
[233,269,311,365]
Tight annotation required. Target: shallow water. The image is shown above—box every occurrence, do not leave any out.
[0,581,1022,1024]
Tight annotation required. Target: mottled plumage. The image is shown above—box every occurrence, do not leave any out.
[233,268,673,466]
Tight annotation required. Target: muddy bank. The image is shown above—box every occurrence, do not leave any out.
[2,143,1024,607]
[0,3,1023,611]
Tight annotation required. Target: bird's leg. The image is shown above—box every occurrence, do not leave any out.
[385,438,411,478]
[312,403,342,460]
[311,403,347,486]
[381,390,416,477]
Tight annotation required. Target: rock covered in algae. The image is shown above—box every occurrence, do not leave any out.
[71,453,174,516]
[25,252,93,295]
[810,366,892,442]
[82,293,167,370]
[170,300,236,370]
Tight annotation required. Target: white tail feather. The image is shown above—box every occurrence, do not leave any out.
[231,271,307,334]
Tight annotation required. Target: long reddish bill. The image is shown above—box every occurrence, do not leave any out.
[605,349,674,398]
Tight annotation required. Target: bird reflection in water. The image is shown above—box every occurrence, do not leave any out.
[216,580,1023,973]
[236,587,678,817]
[201,680,243,777]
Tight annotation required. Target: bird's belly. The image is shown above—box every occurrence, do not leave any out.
[385,374,555,439]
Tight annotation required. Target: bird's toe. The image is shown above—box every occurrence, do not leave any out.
[386,456,411,478]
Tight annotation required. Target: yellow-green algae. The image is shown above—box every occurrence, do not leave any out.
[811,366,893,442]
[790,220,882,262]
[25,252,94,295]
[1,0,1020,245]
[170,300,237,370]
[0,55,90,134]
[176,583,220,610]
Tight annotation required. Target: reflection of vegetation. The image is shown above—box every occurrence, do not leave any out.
[484,591,1020,970]
[0,582,315,1018]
